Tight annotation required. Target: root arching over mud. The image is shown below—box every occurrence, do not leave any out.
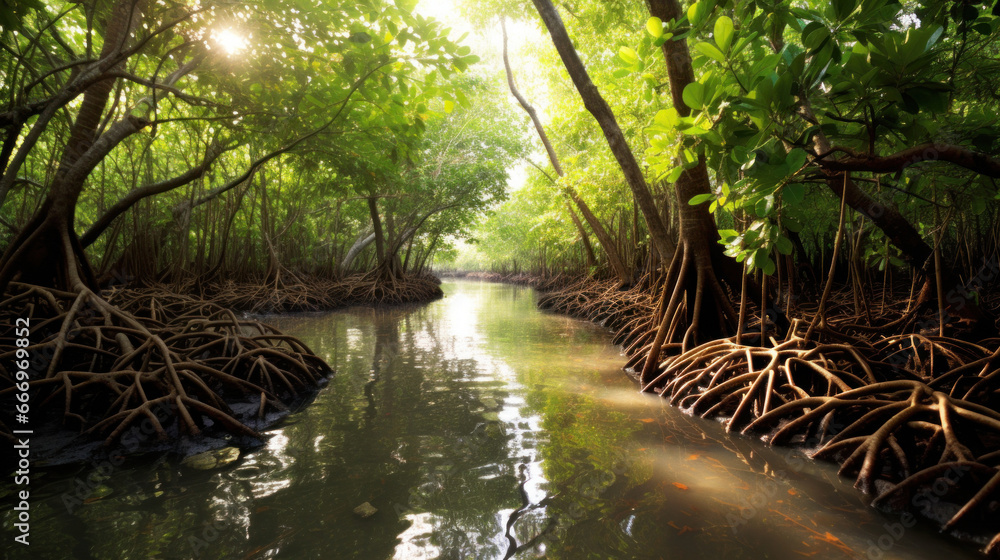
[534,274,1000,556]
[0,281,331,462]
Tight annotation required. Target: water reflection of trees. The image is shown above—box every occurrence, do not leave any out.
[262,302,529,559]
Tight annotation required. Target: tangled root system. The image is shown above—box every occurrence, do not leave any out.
[0,282,331,453]
[537,274,1000,555]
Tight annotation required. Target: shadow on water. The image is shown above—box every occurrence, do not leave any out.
[0,280,987,559]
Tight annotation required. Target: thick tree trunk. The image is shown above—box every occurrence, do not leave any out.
[341,228,375,275]
[367,197,388,276]
[637,0,758,383]
[0,0,136,292]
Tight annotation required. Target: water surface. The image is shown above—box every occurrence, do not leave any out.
[1,280,984,559]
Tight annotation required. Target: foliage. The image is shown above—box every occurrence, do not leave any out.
[0,0,521,282]
[637,0,1000,275]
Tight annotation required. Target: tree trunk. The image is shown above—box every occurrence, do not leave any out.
[0,0,136,292]
[341,228,375,275]
[501,16,629,282]
[367,197,388,277]
[565,201,596,269]
[530,0,676,263]
[565,186,629,282]
[636,0,759,383]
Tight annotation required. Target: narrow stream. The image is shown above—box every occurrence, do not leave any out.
[2,280,985,559]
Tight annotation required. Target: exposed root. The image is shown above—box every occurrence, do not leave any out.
[536,275,656,334]
[0,282,331,452]
[645,335,875,432]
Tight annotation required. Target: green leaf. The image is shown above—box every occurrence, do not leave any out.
[654,108,680,128]
[783,183,806,205]
[755,195,775,217]
[776,235,794,255]
[761,254,776,276]
[714,16,734,53]
[719,228,739,241]
[647,16,664,38]
[689,193,714,205]
[618,47,639,66]
[394,0,417,12]
[654,33,674,47]
[687,0,715,27]
[751,77,774,107]
[833,0,857,20]
[785,148,808,171]
[802,23,830,51]
[682,82,706,110]
[694,42,726,63]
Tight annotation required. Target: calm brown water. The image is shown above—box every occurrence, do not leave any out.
[1,280,985,559]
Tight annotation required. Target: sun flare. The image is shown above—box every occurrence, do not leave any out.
[212,28,247,55]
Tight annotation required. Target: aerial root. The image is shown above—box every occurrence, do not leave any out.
[639,335,873,433]
[618,310,1000,551]
[536,276,656,341]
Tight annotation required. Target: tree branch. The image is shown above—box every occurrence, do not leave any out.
[818,143,1000,178]
[79,143,232,247]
